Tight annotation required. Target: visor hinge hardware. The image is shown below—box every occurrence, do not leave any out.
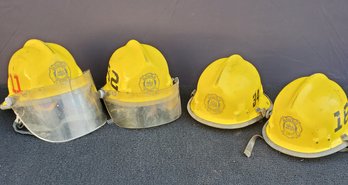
[12,116,33,135]
[190,90,196,97]
[244,135,263,157]
[106,119,114,125]
[0,97,13,110]
[98,89,106,99]
[256,107,272,119]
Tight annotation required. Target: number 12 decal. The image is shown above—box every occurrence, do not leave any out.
[106,64,119,91]
[334,103,348,132]
[110,70,119,91]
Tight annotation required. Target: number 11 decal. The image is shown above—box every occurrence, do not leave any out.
[9,74,21,93]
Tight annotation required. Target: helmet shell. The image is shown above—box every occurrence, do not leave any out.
[102,40,181,128]
[264,73,348,157]
[103,39,173,102]
[2,39,106,142]
[188,54,271,128]
[7,39,82,98]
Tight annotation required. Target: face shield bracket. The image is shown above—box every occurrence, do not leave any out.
[98,89,106,99]
[1,97,13,110]
[256,95,273,119]
[190,90,196,97]
[256,106,273,119]
[12,115,33,135]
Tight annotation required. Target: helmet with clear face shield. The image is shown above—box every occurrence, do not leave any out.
[1,39,107,142]
[100,39,181,128]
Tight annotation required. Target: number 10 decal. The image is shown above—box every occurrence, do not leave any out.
[9,74,21,93]
[334,103,348,132]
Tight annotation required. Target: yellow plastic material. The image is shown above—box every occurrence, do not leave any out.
[101,39,181,128]
[4,39,83,101]
[103,39,173,102]
[1,39,107,142]
[264,73,348,157]
[188,54,271,129]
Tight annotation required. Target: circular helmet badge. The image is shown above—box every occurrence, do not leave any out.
[139,73,160,92]
[49,61,71,83]
[280,116,302,138]
[204,94,225,114]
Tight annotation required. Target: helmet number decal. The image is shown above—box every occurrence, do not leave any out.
[107,64,119,91]
[334,103,348,132]
[345,103,348,124]
[110,70,119,91]
[253,89,260,107]
[9,74,21,93]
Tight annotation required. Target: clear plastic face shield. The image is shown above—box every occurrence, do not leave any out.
[101,78,182,128]
[2,71,107,142]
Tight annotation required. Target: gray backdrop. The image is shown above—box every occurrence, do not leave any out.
[1,0,348,185]
[1,0,348,98]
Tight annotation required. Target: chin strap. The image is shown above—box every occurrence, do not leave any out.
[12,115,33,135]
[339,134,348,152]
[1,98,32,135]
[340,148,348,152]
[244,104,273,157]
[244,135,264,157]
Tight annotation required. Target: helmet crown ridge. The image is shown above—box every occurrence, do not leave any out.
[125,39,149,64]
[214,55,239,87]
[288,73,344,111]
[23,39,54,53]
[6,39,82,96]
[215,55,252,86]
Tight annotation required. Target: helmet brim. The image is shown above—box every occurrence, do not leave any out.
[187,94,272,129]
[262,121,348,158]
